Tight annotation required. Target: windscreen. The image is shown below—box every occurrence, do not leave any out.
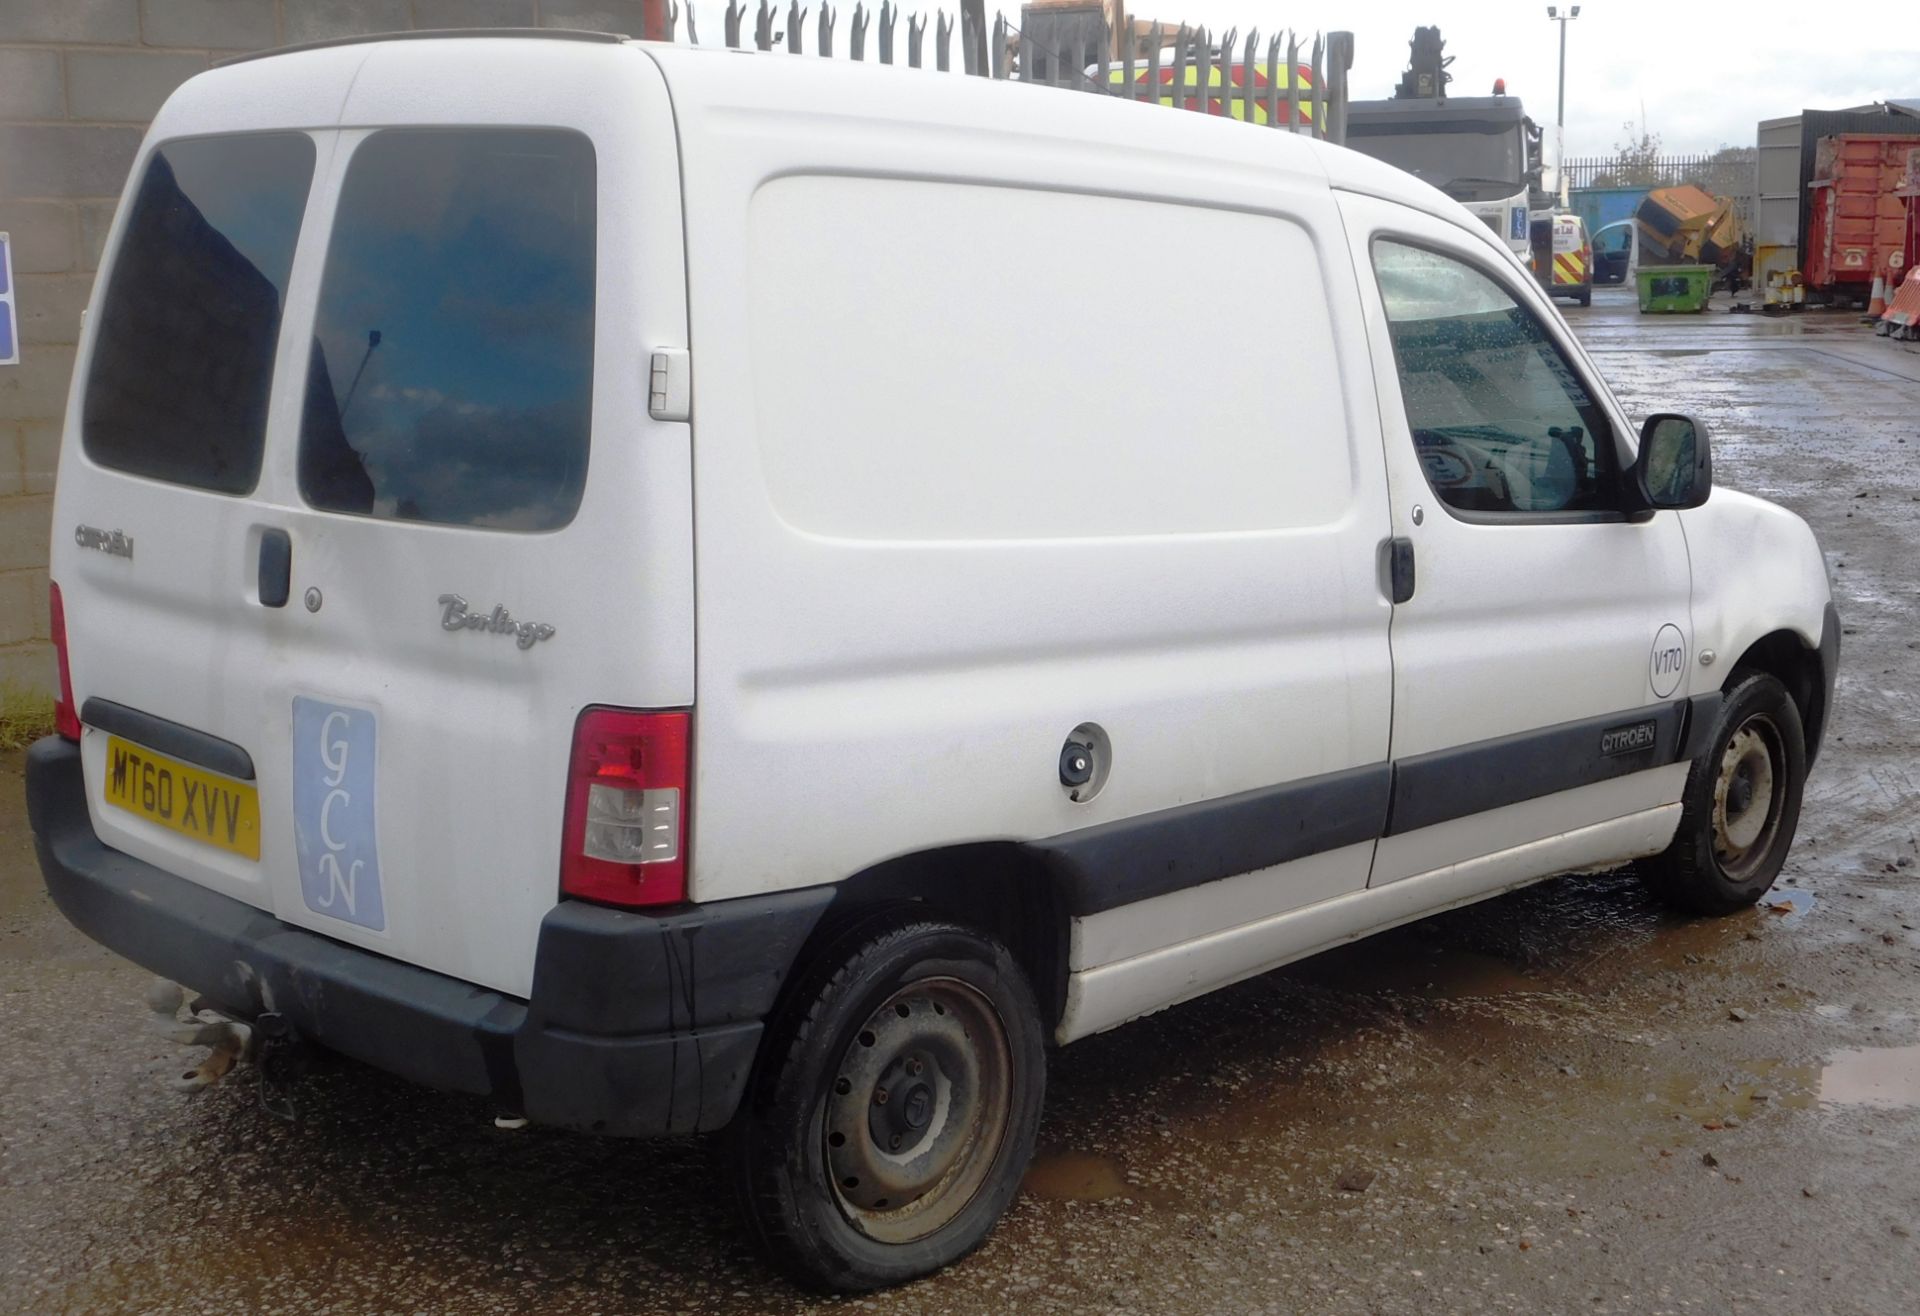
[1348,121,1525,202]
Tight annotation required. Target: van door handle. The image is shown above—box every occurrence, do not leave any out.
[1388,536,1416,604]
[259,530,292,609]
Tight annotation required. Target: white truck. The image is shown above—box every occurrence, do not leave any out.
[1343,27,1546,262]
[31,32,1837,1292]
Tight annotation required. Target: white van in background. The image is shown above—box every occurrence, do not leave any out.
[30,32,1838,1292]
[1534,211,1594,306]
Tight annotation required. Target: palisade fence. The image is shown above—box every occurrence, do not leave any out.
[1563,153,1757,222]
[651,0,1353,143]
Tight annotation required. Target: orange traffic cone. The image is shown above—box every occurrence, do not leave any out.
[1865,274,1889,320]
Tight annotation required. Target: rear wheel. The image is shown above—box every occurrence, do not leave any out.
[728,911,1046,1292]
[1642,672,1807,914]
[1577,287,1592,307]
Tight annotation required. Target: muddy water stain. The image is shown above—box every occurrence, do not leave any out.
[1548,1058,1819,1144]
[1023,1150,1130,1201]
[1821,1045,1920,1109]
[1292,939,1543,1000]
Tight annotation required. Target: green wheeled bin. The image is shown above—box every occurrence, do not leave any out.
[1637,264,1714,313]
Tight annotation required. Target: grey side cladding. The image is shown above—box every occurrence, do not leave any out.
[1030,763,1393,917]
[1034,696,1723,917]
[1810,601,1840,763]
[1385,698,1705,836]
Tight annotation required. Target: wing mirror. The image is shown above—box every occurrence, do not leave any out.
[1627,413,1712,518]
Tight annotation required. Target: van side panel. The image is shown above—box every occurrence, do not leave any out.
[656,54,1396,954]
[745,178,1352,542]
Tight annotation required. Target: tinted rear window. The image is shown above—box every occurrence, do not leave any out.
[83,134,315,494]
[299,129,596,532]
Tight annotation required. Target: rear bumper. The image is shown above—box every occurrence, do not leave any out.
[26,737,831,1136]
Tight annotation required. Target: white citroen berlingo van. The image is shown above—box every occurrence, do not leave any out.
[31,31,1838,1292]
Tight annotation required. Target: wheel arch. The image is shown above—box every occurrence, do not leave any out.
[1725,612,1835,763]
[1676,489,1834,761]
[792,843,1071,1036]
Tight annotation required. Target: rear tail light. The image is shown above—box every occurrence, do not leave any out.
[560,706,690,907]
[49,582,79,742]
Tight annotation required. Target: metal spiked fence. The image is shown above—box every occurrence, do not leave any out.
[651,1,1353,145]
[1561,153,1757,225]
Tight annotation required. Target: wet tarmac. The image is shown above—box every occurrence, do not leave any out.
[3,286,1918,1314]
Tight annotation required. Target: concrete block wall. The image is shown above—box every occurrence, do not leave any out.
[0,0,658,693]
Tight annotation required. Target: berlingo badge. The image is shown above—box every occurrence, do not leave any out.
[437,594,555,650]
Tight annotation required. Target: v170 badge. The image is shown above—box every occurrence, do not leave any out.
[1649,623,1687,698]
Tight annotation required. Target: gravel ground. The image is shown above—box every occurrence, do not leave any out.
[3,285,1918,1315]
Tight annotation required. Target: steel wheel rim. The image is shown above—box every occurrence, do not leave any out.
[1712,713,1785,880]
[823,976,1013,1245]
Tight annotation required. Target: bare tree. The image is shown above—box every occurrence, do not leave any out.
[1590,118,1665,188]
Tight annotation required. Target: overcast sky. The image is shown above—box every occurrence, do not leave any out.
[1171,0,1920,157]
[680,0,1920,157]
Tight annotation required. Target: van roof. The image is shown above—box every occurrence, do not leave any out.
[174,32,1497,255]
[643,41,1497,242]
[213,25,628,67]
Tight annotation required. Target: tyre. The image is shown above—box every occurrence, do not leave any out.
[1577,288,1592,307]
[1642,672,1807,915]
[728,910,1046,1292]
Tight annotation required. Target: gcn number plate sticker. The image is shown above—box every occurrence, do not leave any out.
[292,698,387,932]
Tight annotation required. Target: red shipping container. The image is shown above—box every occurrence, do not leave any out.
[1806,133,1914,295]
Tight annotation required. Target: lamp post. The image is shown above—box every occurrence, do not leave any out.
[1547,5,1580,202]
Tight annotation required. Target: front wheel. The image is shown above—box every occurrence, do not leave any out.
[728,911,1046,1292]
[1642,672,1807,914]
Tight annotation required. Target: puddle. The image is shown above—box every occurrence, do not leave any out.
[1585,1059,1818,1126]
[1631,911,1752,969]
[1023,1150,1129,1202]
[1763,888,1817,923]
[1820,1045,1920,1109]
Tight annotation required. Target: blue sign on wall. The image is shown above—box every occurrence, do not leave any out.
[0,232,17,367]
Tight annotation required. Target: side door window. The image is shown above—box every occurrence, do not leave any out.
[1372,240,1616,517]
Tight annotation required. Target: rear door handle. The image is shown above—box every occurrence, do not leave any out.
[259,529,291,609]
[1388,536,1416,605]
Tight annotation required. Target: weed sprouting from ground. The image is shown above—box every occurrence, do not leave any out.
[0,682,55,750]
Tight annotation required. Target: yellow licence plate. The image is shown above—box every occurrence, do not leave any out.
[102,735,261,861]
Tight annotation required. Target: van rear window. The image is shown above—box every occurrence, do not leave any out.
[299,129,596,532]
[83,134,315,494]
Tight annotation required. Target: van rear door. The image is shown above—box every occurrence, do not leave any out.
[53,40,693,998]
